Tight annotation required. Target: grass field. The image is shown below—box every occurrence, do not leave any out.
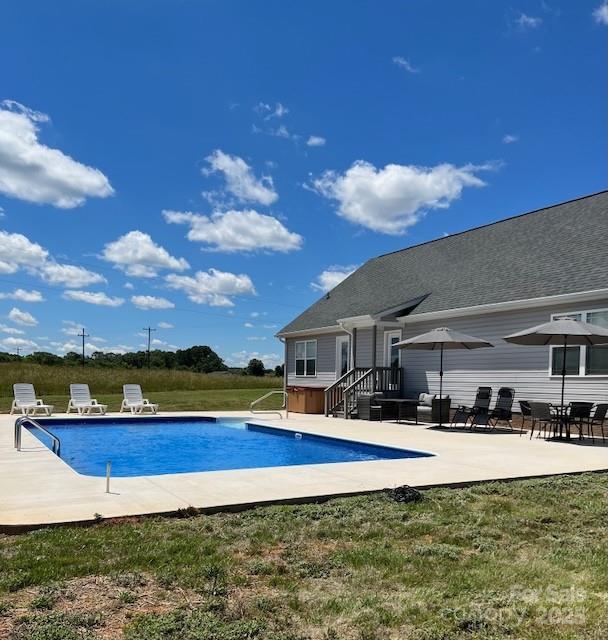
[0,363,283,413]
[1,473,607,639]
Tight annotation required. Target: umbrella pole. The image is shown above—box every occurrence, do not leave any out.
[561,335,567,409]
[439,345,444,427]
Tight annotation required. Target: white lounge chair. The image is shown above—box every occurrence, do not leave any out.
[67,384,107,415]
[10,383,54,416]
[120,384,158,414]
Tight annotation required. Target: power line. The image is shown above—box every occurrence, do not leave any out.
[142,326,156,369]
[77,327,89,367]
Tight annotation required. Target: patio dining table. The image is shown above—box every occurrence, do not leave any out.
[377,398,419,424]
[551,404,571,440]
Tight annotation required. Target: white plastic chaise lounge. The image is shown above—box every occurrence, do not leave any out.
[10,383,54,416]
[67,384,108,415]
[120,384,159,414]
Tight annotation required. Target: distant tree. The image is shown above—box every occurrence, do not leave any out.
[25,352,63,366]
[63,351,82,366]
[274,364,284,377]
[246,358,265,377]
[175,346,227,373]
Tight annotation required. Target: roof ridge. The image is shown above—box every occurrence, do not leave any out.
[372,189,608,261]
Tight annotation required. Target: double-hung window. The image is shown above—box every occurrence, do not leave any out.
[295,340,317,376]
[550,310,608,376]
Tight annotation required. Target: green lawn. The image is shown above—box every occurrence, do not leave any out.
[0,388,283,414]
[1,473,607,639]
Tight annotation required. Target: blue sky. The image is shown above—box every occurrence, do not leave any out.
[0,0,606,368]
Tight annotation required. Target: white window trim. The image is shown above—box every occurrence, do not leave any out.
[335,335,350,377]
[295,339,317,377]
[548,308,608,378]
[384,329,402,368]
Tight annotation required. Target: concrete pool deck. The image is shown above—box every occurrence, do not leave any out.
[1,411,607,530]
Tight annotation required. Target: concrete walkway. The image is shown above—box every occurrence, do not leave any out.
[1,411,606,530]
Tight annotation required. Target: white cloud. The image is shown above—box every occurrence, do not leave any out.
[0,100,114,208]
[0,324,25,335]
[392,56,419,74]
[158,321,173,329]
[204,150,278,205]
[516,13,542,29]
[8,306,38,326]
[0,288,44,302]
[254,102,289,119]
[311,265,358,292]
[502,134,519,144]
[52,339,102,355]
[102,230,189,278]
[312,160,488,234]
[306,135,326,147]
[39,262,106,288]
[247,336,267,341]
[61,321,84,336]
[163,209,302,253]
[244,322,255,328]
[165,268,256,307]
[593,2,608,24]
[1,336,38,350]
[124,282,134,289]
[225,350,281,368]
[131,295,175,310]
[62,290,125,307]
[0,229,48,274]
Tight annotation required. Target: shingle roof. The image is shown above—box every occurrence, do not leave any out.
[278,191,608,335]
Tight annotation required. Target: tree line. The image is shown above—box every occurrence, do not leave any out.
[0,346,284,377]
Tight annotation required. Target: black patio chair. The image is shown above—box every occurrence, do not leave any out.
[451,387,492,427]
[519,400,531,435]
[488,387,515,431]
[589,403,608,443]
[568,402,594,441]
[356,394,382,421]
[528,401,559,439]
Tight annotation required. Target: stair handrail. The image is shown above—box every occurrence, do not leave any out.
[14,416,61,456]
[324,367,368,416]
[250,389,288,419]
[342,368,375,419]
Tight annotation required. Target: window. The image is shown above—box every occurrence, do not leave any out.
[549,309,608,376]
[295,340,316,376]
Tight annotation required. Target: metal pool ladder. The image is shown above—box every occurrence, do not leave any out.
[250,390,288,419]
[14,416,61,457]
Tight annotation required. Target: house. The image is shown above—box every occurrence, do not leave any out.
[276,191,608,416]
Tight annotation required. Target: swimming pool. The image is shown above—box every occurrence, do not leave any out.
[31,417,432,477]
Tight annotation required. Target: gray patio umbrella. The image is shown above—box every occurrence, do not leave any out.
[394,327,494,426]
[504,316,608,409]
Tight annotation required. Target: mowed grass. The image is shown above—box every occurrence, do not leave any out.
[0,362,283,413]
[1,474,608,639]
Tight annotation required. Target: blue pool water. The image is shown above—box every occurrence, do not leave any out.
[31,417,432,477]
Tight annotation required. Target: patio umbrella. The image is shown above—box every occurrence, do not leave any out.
[394,327,494,426]
[504,316,608,409]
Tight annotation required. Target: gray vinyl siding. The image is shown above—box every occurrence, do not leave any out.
[401,300,608,408]
[355,326,402,368]
[286,332,345,388]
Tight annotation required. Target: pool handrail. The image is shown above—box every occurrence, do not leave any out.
[250,390,288,419]
[14,415,61,457]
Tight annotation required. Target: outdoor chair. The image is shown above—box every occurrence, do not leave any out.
[67,384,108,415]
[417,393,451,424]
[10,384,54,416]
[568,402,594,441]
[488,387,515,431]
[528,402,558,439]
[120,384,159,414]
[451,387,492,428]
[519,400,531,434]
[356,394,382,421]
[589,403,608,443]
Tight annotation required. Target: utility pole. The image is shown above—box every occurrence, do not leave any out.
[77,327,89,367]
[16,347,21,357]
[143,326,156,369]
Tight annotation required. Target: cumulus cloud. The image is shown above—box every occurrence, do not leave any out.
[39,262,106,288]
[0,324,25,335]
[165,268,255,307]
[163,209,302,253]
[225,350,281,368]
[502,134,519,144]
[306,135,326,147]
[312,160,489,234]
[8,306,38,326]
[158,321,173,329]
[0,100,114,208]
[311,265,358,292]
[392,56,419,73]
[593,2,608,24]
[204,150,278,205]
[1,336,38,350]
[102,231,189,278]
[0,229,48,274]
[0,288,44,302]
[62,290,125,307]
[131,295,175,310]
[516,13,542,29]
